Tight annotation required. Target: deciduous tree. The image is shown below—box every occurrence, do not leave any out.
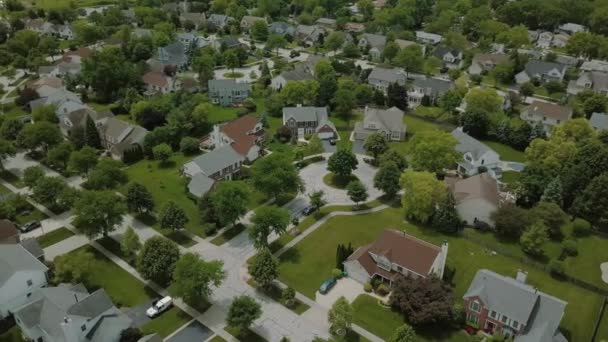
[374,161,401,198]
[409,131,458,174]
[248,248,278,289]
[363,132,389,160]
[400,171,447,224]
[346,180,368,207]
[125,182,154,214]
[226,296,262,331]
[520,221,549,256]
[68,146,99,176]
[137,236,180,286]
[327,149,358,177]
[121,227,141,262]
[251,153,303,199]
[388,324,417,342]
[389,275,453,326]
[328,296,353,336]
[173,253,225,302]
[250,206,290,249]
[159,200,188,231]
[211,181,249,227]
[73,191,126,238]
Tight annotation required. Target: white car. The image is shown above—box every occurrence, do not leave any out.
[146,296,173,318]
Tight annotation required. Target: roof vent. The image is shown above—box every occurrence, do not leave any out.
[516,269,528,283]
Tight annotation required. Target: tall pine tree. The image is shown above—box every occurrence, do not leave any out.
[431,192,464,233]
[541,177,563,206]
[85,116,102,149]
[386,82,408,110]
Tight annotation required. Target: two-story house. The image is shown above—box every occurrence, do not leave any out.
[150,41,191,70]
[282,106,337,139]
[182,145,245,197]
[344,229,448,286]
[536,31,554,49]
[446,173,501,227]
[567,71,608,96]
[205,115,265,162]
[468,53,509,76]
[13,284,133,342]
[520,100,573,135]
[353,106,406,142]
[208,79,251,107]
[358,33,386,61]
[96,117,149,161]
[142,71,182,95]
[432,46,463,69]
[269,22,295,37]
[590,112,608,131]
[179,12,206,30]
[415,31,442,45]
[207,14,234,30]
[270,69,314,90]
[463,269,567,341]
[240,16,266,32]
[515,60,568,84]
[367,66,407,95]
[408,77,455,107]
[0,244,48,319]
[452,128,500,176]
[294,25,325,46]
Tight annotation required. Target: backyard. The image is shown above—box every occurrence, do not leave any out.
[481,140,526,163]
[277,207,602,341]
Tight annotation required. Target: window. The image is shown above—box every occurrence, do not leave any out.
[490,310,497,319]
[27,293,31,298]
[81,324,86,331]
[501,315,508,323]
[511,320,519,329]
[27,280,33,286]
[469,301,481,313]
[396,265,403,272]
[467,313,479,325]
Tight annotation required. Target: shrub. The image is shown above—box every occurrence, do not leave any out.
[179,137,200,155]
[364,283,372,292]
[572,218,591,237]
[561,239,578,257]
[204,223,218,236]
[332,268,343,278]
[376,283,390,296]
[548,259,565,277]
[282,287,296,307]
[303,133,312,140]
[452,303,466,326]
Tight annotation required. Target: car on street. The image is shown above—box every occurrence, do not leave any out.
[19,221,41,233]
[290,50,301,58]
[319,277,337,294]
[302,205,316,216]
[146,296,173,318]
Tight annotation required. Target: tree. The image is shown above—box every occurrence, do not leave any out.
[541,177,563,206]
[464,88,503,114]
[54,249,95,284]
[308,190,326,215]
[119,327,143,342]
[125,182,154,214]
[192,54,215,88]
[86,159,127,190]
[250,20,269,41]
[180,137,200,155]
[73,191,126,238]
[32,104,58,123]
[431,192,463,233]
[571,173,608,231]
[281,80,319,106]
[374,162,401,198]
[46,142,73,170]
[82,47,138,102]
[328,296,353,335]
[530,201,568,239]
[393,45,424,77]
[0,139,15,169]
[211,181,249,227]
[382,41,400,62]
[520,221,549,256]
[251,153,303,199]
[248,248,279,289]
[137,236,180,286]
[303,135,324,156]
[315,60,337,107]
[520,82,535,100]
[491,204,533,239]
[250,206,290,248]
[439,89,463,114]
[409,131,458,175]
[324,31,345,53]
[327,149,358,177]
[390,275,453,326]
[363,132,389,160]
[386,82,408,110]
[23,166,44,188]
[332,78,356,122]
[159,200,188,231]
[461,109,491,139]
[400,171,447,224]
[68,146,98,176]
[172,253,225,303]
[226,296,262,331]
[1,118,24,140]
[388,324,417,342]
[266,34,287,55]
[32,176,68,209]
[17,121,62,153]
[379,149,407,170]
[223,49,239,74]
[121,227,141,262]
[152,143,173,164]
[346,180,368,207]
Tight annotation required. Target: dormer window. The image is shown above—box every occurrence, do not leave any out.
[470,301,481,313]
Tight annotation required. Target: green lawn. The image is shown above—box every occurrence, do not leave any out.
[140,307,192,337]
[481,140,526,163]
[225,326,267,342]
[210,223,247,246]
[209,336,227,342]
[596,304,608,341]
[14,205,48,226]
[0,170,24,188]
[277,208,602,341]
[96,236,136,266]
[501,170,521,188]
[389,115,446,155]
[1,103,28,119]
[0,326,25,342]
[208,105,240,123]
[36,227,74,248]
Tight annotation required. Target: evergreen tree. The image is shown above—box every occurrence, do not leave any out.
[69,126,86,150]
[386,82,408,110]
[431,192,464,233]
[541,177,563,206]
[85,116,101,148]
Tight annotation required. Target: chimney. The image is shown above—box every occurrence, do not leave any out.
[63,317,69,324]
[516,269,528,283]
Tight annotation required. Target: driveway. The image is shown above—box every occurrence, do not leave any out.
[315,278,365,309]
[322,140,337,153]
[351,140,365,155]
[167,321,213,342]
[126,300,157,327]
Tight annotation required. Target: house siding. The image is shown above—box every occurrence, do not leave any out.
[0,271,47,318]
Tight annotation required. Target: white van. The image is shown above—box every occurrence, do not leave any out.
[146,296,173,318]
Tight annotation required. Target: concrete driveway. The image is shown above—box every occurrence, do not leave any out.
[167,320,213,342]
[322,140,337,153]
[315,278,365,309]
[126,299,158,327]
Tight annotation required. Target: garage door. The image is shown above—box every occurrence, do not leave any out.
[318,132,333,140]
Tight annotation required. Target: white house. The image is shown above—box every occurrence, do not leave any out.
[451,128,501,176]
[142,71,182,95]
[415,31,442,45]
[0,244,48,319]
[353,106,406,142]
[520,101,573,135]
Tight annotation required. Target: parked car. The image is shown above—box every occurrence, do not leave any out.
[302,205,316,216]
[290,50,301,58]
[319,277,337,294]
[146,296,173,318]
[19,221,41,233]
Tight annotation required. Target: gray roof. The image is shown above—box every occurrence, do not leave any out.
[283,106,328,123]
[412,77,454,96]
[368,66,406,84]
[208,79,251,92]
[524,60,566,77]
[590,112,608,130]
[156,42,188,66]
[269,22,295,35]
[433,46,461,59]
[188,145,244,176]
[360,33,386,50]
[20,238,44,260]
[188,173,215,198]
[278,68,314,82]
[451,128,496,159]
[0,244,48,285]
[364,106,405,132]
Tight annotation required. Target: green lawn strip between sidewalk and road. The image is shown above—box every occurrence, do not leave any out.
[36,227,74,248]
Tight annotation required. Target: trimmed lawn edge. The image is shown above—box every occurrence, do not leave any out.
[36,227,74,248]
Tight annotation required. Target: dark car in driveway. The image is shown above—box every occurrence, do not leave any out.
[302,205,316,216]
[319,277,337,294]
[19,221,41,233]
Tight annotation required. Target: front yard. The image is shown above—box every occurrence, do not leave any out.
[36,227,74,248]
[277,207,602,341]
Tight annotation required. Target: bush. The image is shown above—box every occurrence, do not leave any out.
[561,239,578,257]
[204,223,218,236]
[452,303,466,327]
[282,287,296,307]
[363,283,372,292]
[376,283,390,296]
[332,268,343,278]
[572,218,591,237]
[303,133,312,140]
[179,137,200,155]
[548,259,565,277]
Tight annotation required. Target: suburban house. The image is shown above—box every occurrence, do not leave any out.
[551,33,570,48]
[26,19,74,39]
[468,53,509,75]
[395,39,426,55]
[13,284,133,342]
[463,269,567,341]
[558,23,587,35]
[358,33,386,60]
[452,128,500,177]
[446,173,501,227]
[367,66,407,94]
[344,230,449,286]
[151,41,191,70]
[282,106,337,140]
[520,101,573,135]
[415,31,443,45]
[0,219,19,244]
[344,22,365,33]
[408,77,455,107]
[515,60,568,84]
[295,25,325,46]
[353,106,406,142]
[0,244,48,319]
[204,115,265,162]
[28,87,89,123]
[590,112,608,131]
[432,46,463,69]
[183,145,245,197]
[581,59,608,73]
[240,16,266,31]
[179,12,206,30]
[212,36,245,50]
[567,71,608,96]
[555,54,578,67]
[207,14,233,30]
[527,30,540,43]
[59,107,113,137]
[315,18,336,30]
[208,79,251,107]
[269,22,295,36]
[142,71,182,95]
[536,31,553,49]
[457,88,512,114]
[177,32,198,49]
[97,117,149,160]
[270,68,314,90]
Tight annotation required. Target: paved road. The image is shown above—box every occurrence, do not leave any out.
[167,320,213,342]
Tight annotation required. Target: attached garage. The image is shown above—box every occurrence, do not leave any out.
[344,260,371,285]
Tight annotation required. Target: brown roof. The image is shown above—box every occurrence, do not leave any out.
[142,71,169,88]
[220,115,263,156]
[0,220,18,241]
[527,100,573,121]
[348,230,442,278]
[64,47,93,59]
[446,173,500,206]
[30,76,63,90]
[473,53,508,65]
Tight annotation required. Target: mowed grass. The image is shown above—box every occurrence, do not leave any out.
[140,307,192,337]
[596,304,608,341]
[277,207,602,341]
[389,115,446,155]
[0,326,25,342]
[36,227,74,248]
[481,140,526,163]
